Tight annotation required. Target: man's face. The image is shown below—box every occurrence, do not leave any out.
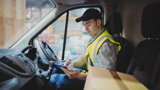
[82,19,99,37]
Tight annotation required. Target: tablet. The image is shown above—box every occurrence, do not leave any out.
[54,64,67,73]
[61,67,72,74]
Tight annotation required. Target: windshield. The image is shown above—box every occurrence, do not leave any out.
[0,0,55,48]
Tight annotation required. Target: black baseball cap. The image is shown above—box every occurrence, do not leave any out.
[75,9,102,22]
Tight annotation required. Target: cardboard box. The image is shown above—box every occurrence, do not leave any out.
[84,66,148,90]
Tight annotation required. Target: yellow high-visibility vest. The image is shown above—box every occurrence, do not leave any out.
[85,30,121,70]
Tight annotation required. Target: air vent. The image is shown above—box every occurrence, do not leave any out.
[0,56,26,73]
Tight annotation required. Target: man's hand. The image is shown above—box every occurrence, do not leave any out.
[61,67,87,80]
[64,60,73,67]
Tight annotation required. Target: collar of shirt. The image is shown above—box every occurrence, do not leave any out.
[89,29,105,43]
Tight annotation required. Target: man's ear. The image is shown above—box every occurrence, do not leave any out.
[96,19,102,26]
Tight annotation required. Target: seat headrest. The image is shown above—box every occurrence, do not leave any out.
[141,2,160,38]
[109,12,123,34]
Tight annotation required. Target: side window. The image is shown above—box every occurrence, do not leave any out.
[38,7,101,61]
[65,9,90,60]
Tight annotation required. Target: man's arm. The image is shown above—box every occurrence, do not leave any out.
[65,50,87,68]
[72,52,86,67]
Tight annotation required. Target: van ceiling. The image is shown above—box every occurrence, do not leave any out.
[53,0,160,48]
[53,0,117,5]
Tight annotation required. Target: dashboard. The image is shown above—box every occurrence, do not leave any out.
[0,39,60,90]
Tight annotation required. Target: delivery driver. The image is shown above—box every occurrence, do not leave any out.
[47,9,121,90]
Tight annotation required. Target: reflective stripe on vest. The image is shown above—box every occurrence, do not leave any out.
[85,30,121,70]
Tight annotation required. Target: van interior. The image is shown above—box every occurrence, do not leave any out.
[0,0,160,90]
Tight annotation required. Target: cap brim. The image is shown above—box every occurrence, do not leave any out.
[75,16,92,22]
[75,17,82,22]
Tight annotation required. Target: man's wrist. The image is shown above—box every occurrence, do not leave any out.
[78,73,87,80]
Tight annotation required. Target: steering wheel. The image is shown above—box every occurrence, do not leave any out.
[34,39,59,65]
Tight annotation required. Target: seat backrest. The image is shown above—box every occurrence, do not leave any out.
[108,12,133,73]
[127,2,160,89]
[151,53,160,90]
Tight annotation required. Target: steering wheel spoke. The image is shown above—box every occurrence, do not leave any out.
[34,39,59,65]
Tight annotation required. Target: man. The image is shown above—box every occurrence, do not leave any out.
[48,9,121,90]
